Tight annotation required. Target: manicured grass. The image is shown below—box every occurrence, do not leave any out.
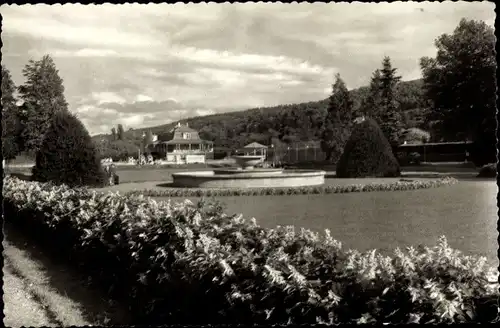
[147,180,497,264]
[93,174,496,263]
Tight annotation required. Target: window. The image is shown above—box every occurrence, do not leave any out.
[183,133,191,140]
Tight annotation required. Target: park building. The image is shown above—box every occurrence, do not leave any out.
[145,122,214,164]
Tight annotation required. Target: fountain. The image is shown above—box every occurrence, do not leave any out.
[171,155,326,188]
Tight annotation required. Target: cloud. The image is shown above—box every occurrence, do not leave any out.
[135,94,154,102]
[0,2,495,135]
[91,92,127,105]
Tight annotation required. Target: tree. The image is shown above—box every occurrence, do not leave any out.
[336,117,401,178]
[117,124,125,141]
[400,128,431,144]
[32,110,107,187]
[379,56,402,108]
[1,66,22,159]
[320,73,354,162]
[420,18,496,166]
[377,57,405,145]
[144,130,154,146]
[17,55,69,154]
[99,139,139,161]
[359,69,383,117]
[111,127,117,141]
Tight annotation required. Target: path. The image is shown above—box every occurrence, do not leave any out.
[2,226,131,327]
[3,262,55,327]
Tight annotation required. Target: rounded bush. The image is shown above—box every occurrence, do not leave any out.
[31,110,107,187]
[336,118,401,178]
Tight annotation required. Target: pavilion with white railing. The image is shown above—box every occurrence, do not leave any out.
[146,123,214,164]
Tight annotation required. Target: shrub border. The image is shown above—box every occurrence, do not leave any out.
[123,177,458,198]
[3,176,498,325]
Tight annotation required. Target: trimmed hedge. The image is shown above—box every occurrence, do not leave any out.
[124,177,458,198]
[3,176,499,325]
[32,110,107,187]
[336,118,401,178]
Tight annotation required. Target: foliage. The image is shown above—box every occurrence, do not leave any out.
[400,128,431,144]
[377,57,405,145]
[397,152,423,166]
[31,110,107,187]
[17,55,69,154]
[477,163,497,178]
[91,79,425,152]
[144,130,154,147]
[125,177,457,198]
[117,124,125,141]
[1,65,22,159]
[3,176,498,325]
[111,127,117,141]
[420,18,496,164]
[96,139,139,161]
[336,118,401,178]
[359,69,383,118]
[320,74,354,162]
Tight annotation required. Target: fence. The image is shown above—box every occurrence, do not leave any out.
[266,141,327,164]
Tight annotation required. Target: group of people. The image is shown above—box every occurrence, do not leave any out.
[103,163,119,185]
[102,155,158,166]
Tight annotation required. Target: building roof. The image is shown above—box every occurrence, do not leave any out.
[161,139,214,145]
[243,142,268,149]
[169,122,197,134]
[174,125,198,133]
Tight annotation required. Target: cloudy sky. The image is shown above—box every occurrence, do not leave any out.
[1,2,495,135]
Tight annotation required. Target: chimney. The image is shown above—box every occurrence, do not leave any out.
[186,122,189,127]
[177,122,181,128]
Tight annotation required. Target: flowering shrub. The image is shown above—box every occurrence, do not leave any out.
[3,175,498,325]
[125,177,458,197]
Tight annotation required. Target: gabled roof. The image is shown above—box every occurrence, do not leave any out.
[174,125,197,133]
[162,139,213,145]
[243,142,268,149]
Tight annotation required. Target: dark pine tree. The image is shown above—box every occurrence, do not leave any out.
[320,73,354,162]
[378,57,405,145]
[359,69,383,118]
[18,55,69,154]
[117,124,125,141]
[2,65,22,160]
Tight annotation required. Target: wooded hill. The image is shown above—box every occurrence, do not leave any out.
[92,79,428,150]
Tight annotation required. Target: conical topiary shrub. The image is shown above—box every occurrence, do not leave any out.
[32,110,107,187]
[336,117,401,178]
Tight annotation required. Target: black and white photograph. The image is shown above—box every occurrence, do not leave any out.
[1,1,498,326]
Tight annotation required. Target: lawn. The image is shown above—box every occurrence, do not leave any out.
[148,180,497,264]
[5,165,496,264]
